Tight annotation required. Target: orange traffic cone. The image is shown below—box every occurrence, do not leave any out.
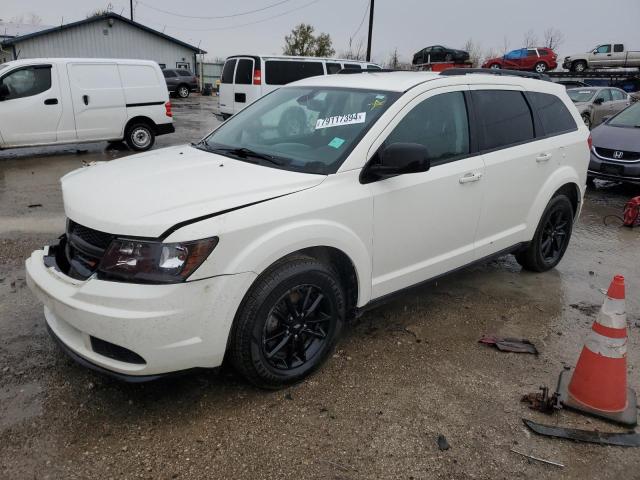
[556,275,637,426]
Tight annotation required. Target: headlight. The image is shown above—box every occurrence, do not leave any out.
[98,237,218,284]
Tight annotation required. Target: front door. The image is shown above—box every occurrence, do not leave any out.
[589,45,611,67]
[67,62,126,141]
[368,87,484,299]
[0,64,62,146]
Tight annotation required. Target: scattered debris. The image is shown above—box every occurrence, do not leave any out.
[521,386,560,413]
[523,419,640,447]
[510,448,564,468]
[569,302,600,316]
[437,434,450,451]
[478,335,538,354]
[27,204,42,208]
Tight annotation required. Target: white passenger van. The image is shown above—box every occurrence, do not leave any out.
[219,55,381,118]
[0,58,174,152]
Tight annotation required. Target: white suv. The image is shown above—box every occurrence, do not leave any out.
[26,71,590,388]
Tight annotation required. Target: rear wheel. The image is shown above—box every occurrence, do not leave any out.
[534,62,548,73]
[177,85,190,98]
[125,122,155,151]
[230,257,345,389]
[516,195,574,272]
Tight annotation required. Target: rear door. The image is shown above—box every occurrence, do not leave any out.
[219,58,237,115]
[609,88,630,116]
[592,89,612,125]
[612,44,626,66]
[0,63,62,145]
[232,57,258,114]
[522,49,539,70]
[67,62,126,140]
[471,87,542,258]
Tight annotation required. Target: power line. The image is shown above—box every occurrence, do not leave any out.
[351,0,370,40]
[137,0,293,20]
[145,0,324,32]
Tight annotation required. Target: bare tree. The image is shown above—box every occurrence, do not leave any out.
[482,47,498,66]
[341,37,366,61]
[523,29,538,48]
[386,48,400,69]
[501,36,510,55]
[463,38,483,67]
[543,27,565,51]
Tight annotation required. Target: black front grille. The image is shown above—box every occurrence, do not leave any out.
[64,220,115,280]
[90,336,146,364]
[595,147,640,161]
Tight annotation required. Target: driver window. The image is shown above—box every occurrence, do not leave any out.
[595,90,612,103]
[384,91,469,166]
[595,45,611,54]
[0,65,51,100]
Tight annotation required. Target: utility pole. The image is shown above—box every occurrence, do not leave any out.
[366,0,374,61]
[130,0,134,21]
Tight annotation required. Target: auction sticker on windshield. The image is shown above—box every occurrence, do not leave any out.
[315,112,366,129]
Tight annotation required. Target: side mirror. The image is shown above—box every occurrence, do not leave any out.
[361,142,430,183]
[0,83,9,100]
[594,97,604,105]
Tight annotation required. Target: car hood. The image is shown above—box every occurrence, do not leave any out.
[591,124,640,152]
[61,145,325,238]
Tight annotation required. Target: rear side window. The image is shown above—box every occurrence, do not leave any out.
[221,59,236,84]
[326,62,341,74]
[343,63,362,70]
[0,65,51,100]
[235,59,253,85]
[527,49,538,57]
[528,92,577,136]
[367,64,382,70]
[614,44,624,53]
[177,69,192,77]
[472,90,534,151]
[265,61,324,85]
[611,89,626,101]
[162,70,177,78]
[384,91,470,165]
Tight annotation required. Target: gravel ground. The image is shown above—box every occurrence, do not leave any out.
[1,96,639,479]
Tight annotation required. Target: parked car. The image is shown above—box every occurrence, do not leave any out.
[588,102,640,184]
[0,58,174,151]
[556,80,591,89]
[412,45,469,65]
[219,55,381,118]
[567,86,632,129]
[563,44,640,72]
[26,71,589,387]
[482,48,558,73]
[162,68,199,98]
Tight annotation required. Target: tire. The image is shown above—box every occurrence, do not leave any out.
[489,63,501,69]
[177,85,190,98]
[572,61,587,73]
[125,122,155,151]
[581,113,592,129]
[534,62,548,73]
[586,176,595,188]
[515,195,574,272]
[230,256,345,389]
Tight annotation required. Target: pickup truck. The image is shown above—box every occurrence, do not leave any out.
[563,44,640,72]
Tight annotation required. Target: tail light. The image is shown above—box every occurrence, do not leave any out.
[587,133,593,150]
[165,101,173,118]
[253,69,262,85]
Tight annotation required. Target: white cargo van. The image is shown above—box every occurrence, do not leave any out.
[219,55,381,118]
[0,58,174,151]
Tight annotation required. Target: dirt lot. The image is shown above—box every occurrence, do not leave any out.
[1,96,639,479]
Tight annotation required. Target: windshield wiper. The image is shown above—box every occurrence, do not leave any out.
[210,146,285,166]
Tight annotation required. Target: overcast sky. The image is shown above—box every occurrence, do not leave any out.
[3,0,640,64]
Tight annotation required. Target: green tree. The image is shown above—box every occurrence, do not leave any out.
[283,24,335,57]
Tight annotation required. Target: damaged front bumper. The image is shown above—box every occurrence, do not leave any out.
[25,241,256,380]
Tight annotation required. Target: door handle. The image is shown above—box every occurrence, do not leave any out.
[83,95,89,105]
[44,98,58,105]
[459,172,483,184]
[536,153,552,163]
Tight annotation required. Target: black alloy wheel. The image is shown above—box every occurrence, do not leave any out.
[539,209,570,263]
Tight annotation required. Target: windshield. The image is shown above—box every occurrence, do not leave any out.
[202,86,399,174]
[567,89,597,103]
[608,103,640,128]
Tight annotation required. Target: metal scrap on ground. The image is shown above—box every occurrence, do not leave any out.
[509,448,564,468]
[521,386,560,413]
[523,419,640,447]
[478,335,539,354]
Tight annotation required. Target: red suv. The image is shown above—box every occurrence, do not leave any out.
[482,47,558,73]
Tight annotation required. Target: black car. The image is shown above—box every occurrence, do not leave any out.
[162,69,199,98]
[412,45,470,65]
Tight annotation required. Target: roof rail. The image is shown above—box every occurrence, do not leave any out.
[337,68,399,74]
[440,68,552,82]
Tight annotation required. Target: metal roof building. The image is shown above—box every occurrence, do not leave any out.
[0,13,206,71]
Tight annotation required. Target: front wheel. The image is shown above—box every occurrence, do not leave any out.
[125,122,155,151]
[572,61,587,73]
[489,63,501,69]
[534,62,548,73]
[230,257,345,389]
[515,195,574,272]
[177,85,190,98]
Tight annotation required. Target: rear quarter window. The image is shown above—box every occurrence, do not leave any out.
[472,90,534,151]
[265,61,324,85]
[221,59,237,84]
[528,92,577,136]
